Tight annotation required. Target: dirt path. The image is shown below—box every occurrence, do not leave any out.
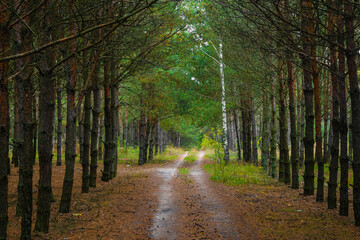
[150,151,257,240]
[150,151,188,239]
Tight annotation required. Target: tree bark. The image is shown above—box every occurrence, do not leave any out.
[148,123,156,162]
[138,104,146,165]
[32,96,37,165]
[13,3,34,237]
[0,5,10,239]
[251,96,258,165]
[34,2,56,233]
[287,56,299,189]
[14,17,25,217]
[323,72,330,165]
[81,50,91,193]
[312,7,323,201]
[56,85,62,166]
[278,60,290,184]
[327,0,340,209]
[12,80,19,168]
[219,40,229,164]
[155,122,159,155]
[110,81,119,179]
[301,0,315,196]
[90,53,101,188]
[59,18,78,213]
[299,83,305,167]
[235,110,242,162]
[270,77,277,178]
[344,0,360,225]
[337,1,348,216]
[98,112,104,159]
[102,59,112,181]
[242,104,250,163]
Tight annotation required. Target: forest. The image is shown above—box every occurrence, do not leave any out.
[1,0,360,239]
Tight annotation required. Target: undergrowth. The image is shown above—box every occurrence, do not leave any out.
[203,160,273,186]
[179,167,189,175]
[118,146,185,164]
[184,154,197,163]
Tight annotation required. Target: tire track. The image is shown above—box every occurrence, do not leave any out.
[150,152,188,240]
[189,151,240,239]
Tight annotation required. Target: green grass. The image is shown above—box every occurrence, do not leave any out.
[203,162,273,186]
[153,153,178,163]
[184,154,197,163]
[119,147,139,161]
[152,146,185,163]
[179,167,189,175]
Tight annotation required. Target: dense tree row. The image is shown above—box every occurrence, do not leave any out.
[0,1,188,239]
[206,0,360,227]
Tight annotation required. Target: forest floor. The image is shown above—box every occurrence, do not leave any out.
[7,150,360,239]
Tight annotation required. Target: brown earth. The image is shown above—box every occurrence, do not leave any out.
[7,152,360,239]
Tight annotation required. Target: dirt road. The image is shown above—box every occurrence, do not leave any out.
[150,151,257,240]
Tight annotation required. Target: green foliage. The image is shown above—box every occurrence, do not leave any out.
[179,167,189,175]
[119,147,139,162]
[184,154,197,163]
[118,146,184,164]
[153,146,185,163]
[203,160,273,186]
[201,127,272,186]
[200,129,223,163]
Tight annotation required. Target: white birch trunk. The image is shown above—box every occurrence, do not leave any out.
[219,40,229,163]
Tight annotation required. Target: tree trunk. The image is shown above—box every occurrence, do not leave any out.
[270,77,277,178]
[219,40,229,164]
[14,19,25,216]
[299,83,305,167]
[81,50,91,193]
[301,0,315,196]
[138,105,146,165]
[287,56,299,189]
[228,114,234,150]
[124,110,128,147]
[144,118,151,162]
[90,53,101,188]
[0,5,10,238]
[148,123,156,162]
[323,72,330,166]
[13,5,34,237]
[98,111,104,160]
[337,1,348,216]
[311,11,323,201]
[110,82,119,179]
[59,18,78,213]
[32,96,37,165]
[21,63,33,240]
[102,59,112,181]
[344,0,360,225]
[311,33,325,202]
[251,97,258,165]
[56,85,62,166]
[278,60,290,184]
[242,104,250,162]
[235,110,242,162]
[12,80,19,168]
[327,1,340,209]
[34,2,56,232]
[155,122,159,155]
